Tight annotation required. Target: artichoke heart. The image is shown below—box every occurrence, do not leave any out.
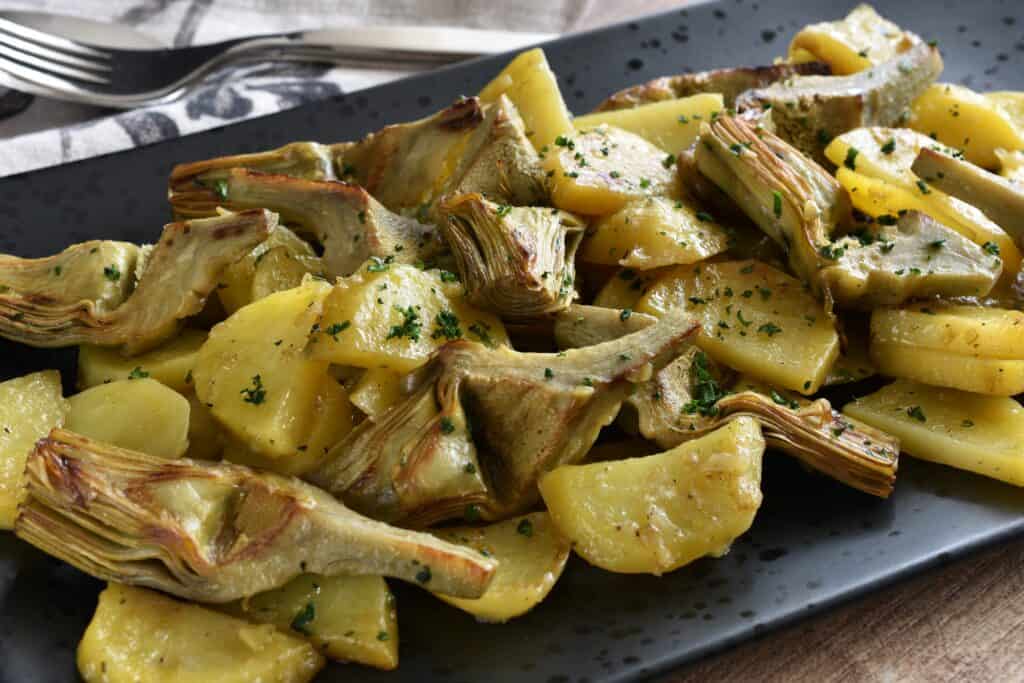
[735,42,943,164]
[819,210,1001,308]
[437,193,585,317]
[595,62,830,111]
[694,115,847,291]
[15,429,496,602]
[0,209,273,354]
[308,309,700,526]
[215,169,442,277]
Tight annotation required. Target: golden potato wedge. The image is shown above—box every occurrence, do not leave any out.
[637,260,840,394]
[224,574,398,670]
[193,279,331,459]
[910,83,1024,169]
[573,93,724,152]
[349,367,406,419]
[479,48,573,151]
[66,378,190,459]
[870,305,1024,395]
[539,417,764,574]
[581,196,730,269]
[308,263,508,373]
[431,512,571,623]
[788,4,914,75]
[183,393,223,461]
[77,329,207,393]
[844,379,1024,486]
[78,583,324,683]
[0,370,67,528]
[542,125,678,215]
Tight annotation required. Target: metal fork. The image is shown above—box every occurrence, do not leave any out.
[0,17,553,109]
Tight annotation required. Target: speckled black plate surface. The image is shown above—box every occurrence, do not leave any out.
[1,1,1023,681]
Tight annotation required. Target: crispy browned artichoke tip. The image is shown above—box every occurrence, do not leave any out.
[735,42,943,164]
[594,62,831,111]
[307,309,701,527]
[15,429,496,602]
[819,210,1001,308]
[168,141,339,219]
[0,209,274,354]
[621,350,898,498]
[695,115,847,295]
[912,147,1024,249]
[209,169,442,277]
[437,193,585,318]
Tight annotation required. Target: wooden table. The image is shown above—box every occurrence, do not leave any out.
[571,2,1024,681]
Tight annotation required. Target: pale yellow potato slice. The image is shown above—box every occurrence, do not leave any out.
[348,367,405,419]
[78,583,323,683]
[66,378,190,459]
[431,512,571,622]
[788,4,914,75]
[844,379,1024,486]
[77,329,207,392]
[0,369,67,528]
[539,418,764,574]
[573,93,724,152]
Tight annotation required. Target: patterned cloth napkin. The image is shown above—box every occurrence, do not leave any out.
[0,0,589,177]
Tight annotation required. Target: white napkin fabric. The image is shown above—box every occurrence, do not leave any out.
[0,0,588,177]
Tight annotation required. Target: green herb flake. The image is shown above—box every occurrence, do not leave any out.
[439,416,456,434]
[326,321,351,340]
[439,269,460,283]
[415,566,432,584]
[881,138,896,154]
[544,367,554,380]
[517,518,534,537]
[290,602,316,635]
[662,154,677,169]
[757,322,782,337]
[620,308,632,321]
[682,351,726,417]
[696,211,713,223]
[213,179,229,201]
[844,147,860,170]
[377,631,390,642]
[431,309,462,340]
[366,255,394,272]
[983,241,1001,256]
[772,191,783,219]
[241,374,266,405]
[906,405,927,422]
[128,366,149,380]
[496,204,512,218]
[387,305,422,342]
[103,265,121,282]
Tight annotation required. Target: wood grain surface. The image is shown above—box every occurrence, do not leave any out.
[572,3,1024,682]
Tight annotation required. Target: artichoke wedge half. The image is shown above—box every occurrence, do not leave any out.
[0,209,273,354]
[15,429,496,603]
[308,309,700,526]
[438,193,585,317]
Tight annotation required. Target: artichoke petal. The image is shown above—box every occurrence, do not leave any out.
[438,193,585,318]
[0,209,273,354]
[15,429,496,602]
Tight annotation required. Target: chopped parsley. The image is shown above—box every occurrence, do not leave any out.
[770,389,799,410]
[439,417,456,434]
[439,269,460,283]
[290,602,315,634]
[662,154,677,169]
[213,179,229,200]
[241,374,266,405]
[843,147,860,170]
[415,566,432,584]
[961,419,975,428]
[431,309,462,340]
[103,265,121,282]
[772,191,783,219]
[127,366,149,380]
[387,306,422,342]
[906,405,927,422]
[496,204,512,218]
[683,351,726,417]
[517,518,534,537]
[469,321,496,348]
[544,367,554,380]
[620,308,633,321]
[554,135,574,149]
[639,177,651,189]
[377,631,390,642]
[757,322,782,337]
[696,211,713,222]
[366,255,394,272]
[982,241,1001,256]
[916,179,932,195]
[325,321,350,340]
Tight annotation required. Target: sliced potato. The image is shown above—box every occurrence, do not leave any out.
[0,370,67,528]
[542,125,678,215]
[909,83,1024,169]
[349,367,406,419]
[844,379,1024,486]
[308,263,508,373]
[77,329,207,392]
[193,279,331,459]
[431,512,570,623]
[66,378,190,459]
[573,93,724,152]
[224,574,398,670]
[870,305,1024,395]
[637,260,840,394]
[183,393,223,461]
[581,196,730,269]
[592,267,665,310]
[789,4,914,75]
[539,417,764,575]
[479,48,573,151]
[78,583,324,683]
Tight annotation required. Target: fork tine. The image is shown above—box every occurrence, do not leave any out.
[0,17,109,58]
[0,29,111,72]
[0,50,109,89]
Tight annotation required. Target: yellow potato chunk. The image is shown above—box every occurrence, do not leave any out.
[308,263,508,373]
[844,379,1024,486]
[194,279,332,458]
[539,418,764,574]
[349,368,405,419]
[217,225,323,314]
[870,305,1024,395]
[827,129,1021,273]
[910,83,1024,169]
[479,48,573,151]
[581,196,730,269]
[183,393,223,461]
[77,329,207,393]
[573,93,724,152]
[789,4,914,75]
[0,370,67,528]
[543,125,678,215]
[637,260,840,394]
[78,583,323,683]
[67,379,190,459]
[224,574,398,670]
[431,512,571,623]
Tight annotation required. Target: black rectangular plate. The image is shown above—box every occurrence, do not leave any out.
[2,1,1023,681]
